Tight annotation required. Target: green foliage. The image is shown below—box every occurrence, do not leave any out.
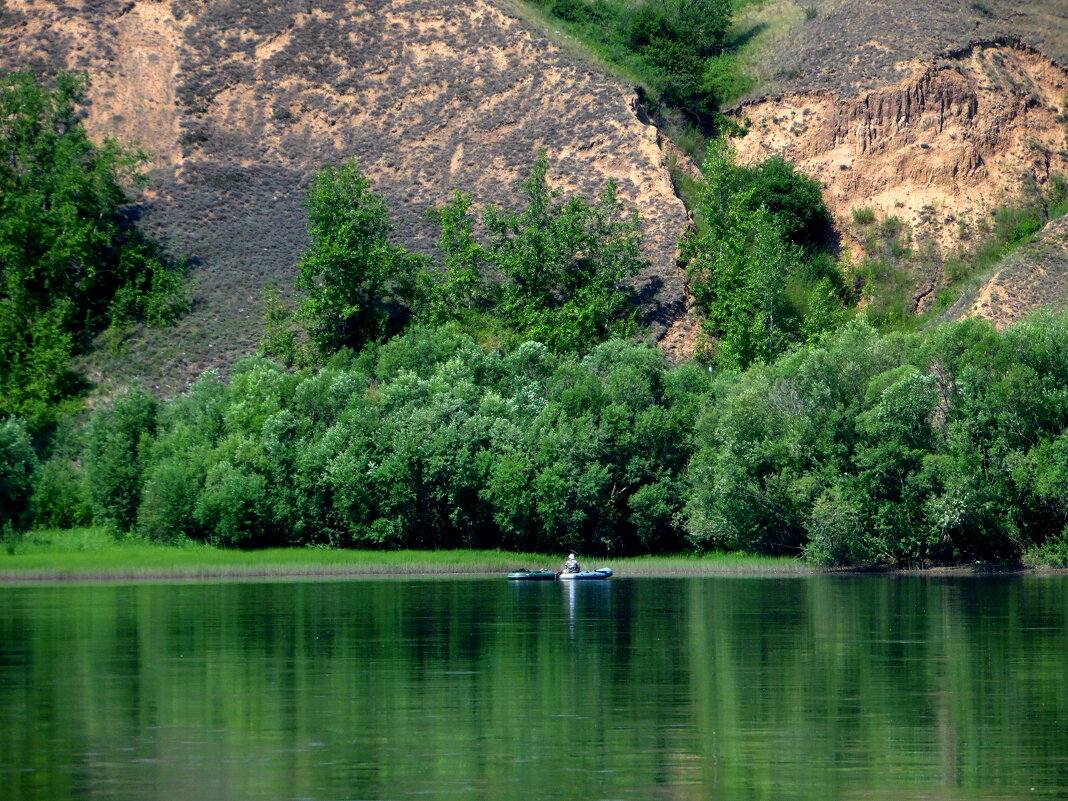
[260,285,301,365]
[291,155,644,359]
[0,71,186,430]
[682,139,844,369]
[851,206,876,225]
[483,154,647,351]
[686,311,1068,565]
[0,417,37,531]
[864,173,1068,323]
[526,0,741,128]
[35,307,1068,566]
[75,328,711,554]
[136,371,227,542]
[30,416,91,530]
[421,190,486,325]
[730,155,832,250]
[296,159,425,356]
[83,387,158,531]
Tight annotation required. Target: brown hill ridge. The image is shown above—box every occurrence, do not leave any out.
[732,41,1068,259]
[746,0,1068,100]
[0,0,691,391]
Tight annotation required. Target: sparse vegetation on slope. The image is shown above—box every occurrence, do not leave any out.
[520,0,757,139]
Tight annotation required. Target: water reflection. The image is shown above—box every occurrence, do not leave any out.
[0,576,1066,801]
[561,577,612,638]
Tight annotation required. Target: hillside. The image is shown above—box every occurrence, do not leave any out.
[942,214,1068,328]
[730,0,1068,325]
[733,41,1068,250]
[4,0,1068,385]
[738,0,1068,99]
[0,0,690,392]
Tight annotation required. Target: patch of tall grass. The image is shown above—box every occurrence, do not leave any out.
[0,528,810,581]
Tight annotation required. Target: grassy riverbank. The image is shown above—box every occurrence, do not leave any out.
[0,528,810,582]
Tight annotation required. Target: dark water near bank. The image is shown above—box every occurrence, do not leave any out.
[1,576,1067,801]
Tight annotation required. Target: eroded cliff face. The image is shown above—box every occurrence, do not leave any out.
[733,42,1068,257]
[0,0,691,388]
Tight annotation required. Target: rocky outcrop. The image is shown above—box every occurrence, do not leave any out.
[0,0,691,390]
[733,42,1068,256]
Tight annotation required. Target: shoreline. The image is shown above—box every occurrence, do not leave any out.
[1,529,1063,585]
[3,557,1063,586]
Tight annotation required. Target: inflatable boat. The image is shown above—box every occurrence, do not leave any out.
[506,569,558,580]
[506,567,614,580]
[557,567,613,580]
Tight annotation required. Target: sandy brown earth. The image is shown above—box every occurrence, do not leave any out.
[730,0,1068,328]
[733,42,1068,257]
[5,0,1068,378]
[0,0,691,391]
[744,0,1068,100]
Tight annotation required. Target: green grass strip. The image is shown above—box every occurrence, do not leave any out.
[0,528,810,582]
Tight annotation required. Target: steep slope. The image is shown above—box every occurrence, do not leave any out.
[730,0,1068,327]
[742,0,1068,99]
[943,215,1068,329]
[0,0,690,391]
[734,42,1068,255]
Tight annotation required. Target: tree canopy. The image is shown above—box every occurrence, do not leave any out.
[0,71,186,430]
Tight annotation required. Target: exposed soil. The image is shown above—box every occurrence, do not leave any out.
[727,0,1068,331]
[0,0,690,392]
[733,41,1068,258]
[6,0,1068,373]
[942,214,1068,328]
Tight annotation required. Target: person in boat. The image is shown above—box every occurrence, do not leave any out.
[562,553,581,574]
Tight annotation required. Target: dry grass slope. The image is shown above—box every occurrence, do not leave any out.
[0,0,690,392]
[943,215,1068,328]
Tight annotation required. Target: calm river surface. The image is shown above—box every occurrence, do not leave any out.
[2,575,1067,801]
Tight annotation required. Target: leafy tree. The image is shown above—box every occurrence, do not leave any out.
[136,371,228,541]
[682,139,844,369]
[296,159,425,356]
[83,387,158,530]
[195,459,272,548]
[484,154,647,351]
[0,417,37,531]
[0,71,186,430]
[421,190,486,324]
[626,0,733,115]
[732,155,832,250]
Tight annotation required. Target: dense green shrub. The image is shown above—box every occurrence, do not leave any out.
[0,417,37,531]
[527,0,737,123]
[83,388,158,531]
[686,312,1068,565]
[99,330,711,555]
[288,154,648,359]
[51,308,1068,566]
[682,139,845,369]
[732,156,833,250]
[295,159,425,356]
[482,155,647,350]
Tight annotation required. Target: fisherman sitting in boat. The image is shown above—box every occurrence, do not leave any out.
[562,553,581,574]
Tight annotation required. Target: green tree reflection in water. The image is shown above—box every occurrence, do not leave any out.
[1,577,1066,800]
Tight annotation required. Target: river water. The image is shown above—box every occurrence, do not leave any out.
[1,575,1066,800]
